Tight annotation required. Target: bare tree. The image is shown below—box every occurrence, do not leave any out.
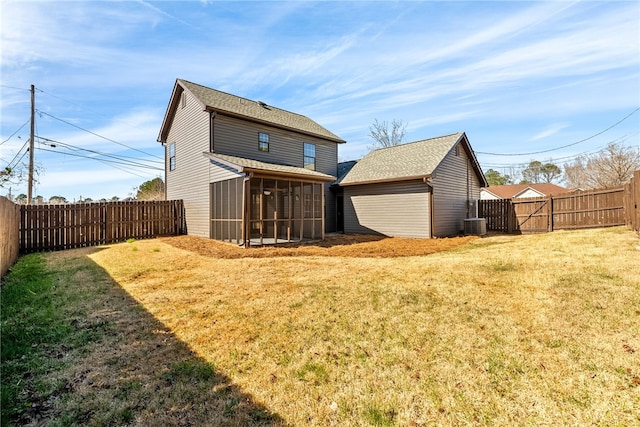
[1,164,27,188]
[368,119,407,150]
[563,155,589,189]
[563,142,640,189]
[587,142,640,188]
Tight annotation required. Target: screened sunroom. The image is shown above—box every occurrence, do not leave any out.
[206,153,335,247]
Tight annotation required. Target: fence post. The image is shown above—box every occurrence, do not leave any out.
[508,200,515,233]
[548,194,553,232]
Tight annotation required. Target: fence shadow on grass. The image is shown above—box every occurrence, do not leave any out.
[9,247,287,427]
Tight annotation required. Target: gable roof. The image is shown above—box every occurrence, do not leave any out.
[158,79,345,144]
[339,132,487,187]
[203,152,336,182]
[482,183,569,199]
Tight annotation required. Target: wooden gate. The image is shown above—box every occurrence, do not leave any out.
[479,187,626,234]
[512,198,550,233]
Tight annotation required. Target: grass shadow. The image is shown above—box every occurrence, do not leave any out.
[1,248,287,426]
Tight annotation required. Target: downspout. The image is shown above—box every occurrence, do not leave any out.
[161,142,167,200]
[467,158,471,218]
[209,111,216,153]
[423,176,434,238]
[242,172,252,248]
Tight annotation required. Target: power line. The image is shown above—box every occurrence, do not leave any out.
[36,143,163,171]
[37,110,163,160]
[3,139,30,170]
[0,85,31,92]
[478,132,639,169]
[34,86,163,154]
[36,147,155,179]
[36,136,163,167]
[1,119,30,145]
[476,107,640,156]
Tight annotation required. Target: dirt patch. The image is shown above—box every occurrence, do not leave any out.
[159,233,478,259]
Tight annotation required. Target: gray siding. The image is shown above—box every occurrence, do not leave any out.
[213,115,339,232]
[343,181,431,238]
[165,94,340,238]
[209,159,245,183]
[431,144,482,237]
[165,91,211,237]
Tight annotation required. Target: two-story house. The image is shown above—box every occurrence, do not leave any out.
[157,79,345,246]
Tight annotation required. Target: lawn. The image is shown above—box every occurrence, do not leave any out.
[2,227,639,426]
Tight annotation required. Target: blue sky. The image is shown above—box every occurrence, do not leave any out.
[1,0,639,201]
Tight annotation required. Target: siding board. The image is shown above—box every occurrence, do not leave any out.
[165,90,211,237]
[165,90,340,237]
[214,115,338,232]
[431,145,481,236]
[344,181,431,238]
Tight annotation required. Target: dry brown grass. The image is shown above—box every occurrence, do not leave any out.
[27,228,640,425]
[158,233,477,258]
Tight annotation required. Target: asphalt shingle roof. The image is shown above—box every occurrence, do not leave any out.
[204,152,336,181]
[340,133,466,185]
[180,79,345,143]
[484,183,569,198]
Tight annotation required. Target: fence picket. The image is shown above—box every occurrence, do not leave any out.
[18,200,185,254]
[479,186,630,234]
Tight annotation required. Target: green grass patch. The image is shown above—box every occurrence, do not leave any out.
[1,255,75,424]
[363,405,396,426]
[296,361,329,384]
[0,253,113,426]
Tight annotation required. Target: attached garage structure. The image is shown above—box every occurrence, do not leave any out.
[339,132,487,238]
[343,181,432,238]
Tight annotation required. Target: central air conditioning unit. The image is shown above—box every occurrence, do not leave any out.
[464,218,487,236]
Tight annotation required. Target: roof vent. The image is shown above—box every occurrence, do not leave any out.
[257,101,268,108]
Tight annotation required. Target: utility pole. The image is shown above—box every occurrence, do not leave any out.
[27,84,35,204]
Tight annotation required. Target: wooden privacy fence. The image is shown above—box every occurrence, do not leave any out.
[479,187,627,234]
[20,200,186,253]
[624,170,640,234]
[1,196,21,279]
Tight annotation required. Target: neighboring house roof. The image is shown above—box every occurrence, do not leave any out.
[339,132,487,187]
[158,79,346,144]
[483,183,569,199]
[203,152,337,182]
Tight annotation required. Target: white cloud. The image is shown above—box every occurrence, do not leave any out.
[529,123,571,141]
[2,0,639,197]
[39,108,164,154]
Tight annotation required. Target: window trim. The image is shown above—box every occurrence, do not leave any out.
[169,142,176,171]
[303,142,316,171]
[258,132,270,152]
